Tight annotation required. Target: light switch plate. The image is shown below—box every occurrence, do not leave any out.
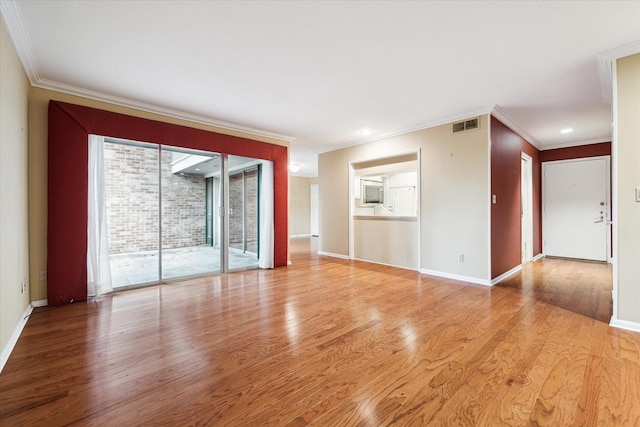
[636,187,640,202]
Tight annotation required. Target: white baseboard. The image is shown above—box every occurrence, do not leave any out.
[532,253,544,262]
[0,303,33,374]
[353,257,418,271]
[317,251,350,260]
[491,264,523,285]
[31,299,48,307]
[610,318,640,333]
[420,268,492,286]
[289,234,312,238]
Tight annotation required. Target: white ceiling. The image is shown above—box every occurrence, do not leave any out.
[2,1,640,177]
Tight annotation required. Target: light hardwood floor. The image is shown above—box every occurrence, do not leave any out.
[1,237,638,426]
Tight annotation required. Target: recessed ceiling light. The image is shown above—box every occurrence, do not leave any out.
[359,128,374,136]
[195,168,200,171]
[560,128,574,134]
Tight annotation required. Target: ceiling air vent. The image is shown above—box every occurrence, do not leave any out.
[452,117,480,134]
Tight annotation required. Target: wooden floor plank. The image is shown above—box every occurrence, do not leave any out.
[0,238,636,426]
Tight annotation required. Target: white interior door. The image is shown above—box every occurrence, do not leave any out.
[543,157,610,261]
[310,184,319,236]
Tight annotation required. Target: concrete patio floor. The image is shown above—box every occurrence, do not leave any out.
[110,245,259,288]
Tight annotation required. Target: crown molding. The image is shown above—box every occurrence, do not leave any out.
[1,0,293,143]
[490,105,541,150]
[0,0,40,83]
[540,137,611,151]
[318,107,494,155]
[597,40,640,104]
[33,79,294,143]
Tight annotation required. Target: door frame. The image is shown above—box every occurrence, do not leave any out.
[521,153,533,264]
[542,155,611,263]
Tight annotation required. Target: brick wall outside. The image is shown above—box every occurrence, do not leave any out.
[104,143,205,254]
[229,169,258,254]
[160,151,206,250]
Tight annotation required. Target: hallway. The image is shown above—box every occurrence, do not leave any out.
[498,257,612,323]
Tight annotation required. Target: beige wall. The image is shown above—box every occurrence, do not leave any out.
[28,87,289,302]
[0,18,30,357]
[319,116,490,280]
[615,53,640,325]
[354,219,419,269]
[289,176,315,236]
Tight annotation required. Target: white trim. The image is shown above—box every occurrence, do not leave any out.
[317,251,350,260]
[540,137,611,151]
[319,107,493,154]
[611,59,619,320]
[490,264,523,285]
[348,162,355,260]
[487,116,493,284]
[416,147,422,271]
[420,268,493,287]
[353,257,418,272]
[541,155,611,166]
[532,253,544,262]
[289,234,312,238]
[542,156,612,263]
[521,152,534,264]
[0,3,294,145]
[597,40,640,103]
[0,303,33,373]
[0,0,41,83]
[31,299,48,307]
[491,106,541,149]
[609,318,640,334]
[33,80,294,143]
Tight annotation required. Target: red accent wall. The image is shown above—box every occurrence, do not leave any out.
[48,101,288,306]
[490,116,542,279]
[540,142,611,162]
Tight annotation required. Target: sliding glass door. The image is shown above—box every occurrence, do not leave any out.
[97,139,265,290]
[161,147,222,280]
[228,157,260,271]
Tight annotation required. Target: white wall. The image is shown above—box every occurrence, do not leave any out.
[0,17,31,365]
[319,116,490,281]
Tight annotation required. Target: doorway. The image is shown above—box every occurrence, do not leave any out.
[543,156,610,262]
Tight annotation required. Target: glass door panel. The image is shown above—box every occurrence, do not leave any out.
[104,140,160,288]
[227,156,260,271]
[161,147,221,280]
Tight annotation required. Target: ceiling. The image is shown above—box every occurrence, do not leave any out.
[2,1,640,177]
